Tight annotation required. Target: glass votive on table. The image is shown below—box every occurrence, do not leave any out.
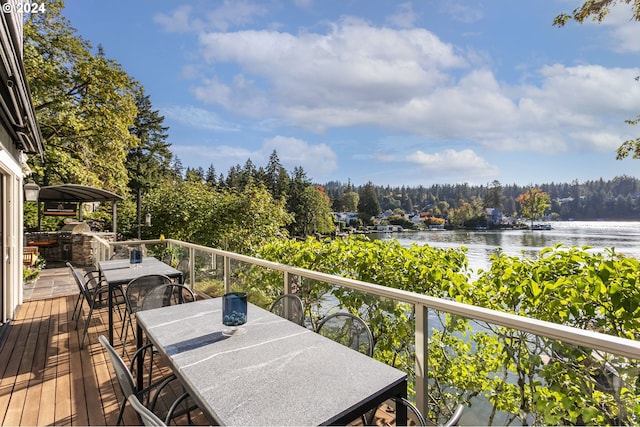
[129,249,142,267]
[222,292,247,335]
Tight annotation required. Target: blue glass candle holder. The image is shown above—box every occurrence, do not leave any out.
[222,292,247,335]
[130,249,142,267]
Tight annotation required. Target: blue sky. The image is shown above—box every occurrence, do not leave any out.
[62,0,640,187]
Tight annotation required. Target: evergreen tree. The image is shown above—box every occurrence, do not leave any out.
[185,167,205,182]
[126,86,172,237]
[484,180,504,210]
[205,165,217,186]
[264,150,290,199]
[358,181,381,217]
[286,167,312,236]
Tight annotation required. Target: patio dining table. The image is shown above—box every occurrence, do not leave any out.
[135,298,408,426]
[98,257,182,345]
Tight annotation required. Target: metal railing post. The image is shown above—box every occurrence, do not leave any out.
[188,247,195,286]
[284,271,292,294]
[415,303,428,416]
[224,255,231,293]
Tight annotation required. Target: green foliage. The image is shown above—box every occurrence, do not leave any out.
[358,181,381,217]
[293,186,335,236]
[253,237,640,425]
[553,0,640,27]
[143,179,291,254]
[127,86,175,198]
[447,196,485,228]
[517,188,551,224]
[338,190,359,212]
[255,235,470,405]
[23,255,46,282]
[24,1,138,194]
[453,245,640,425]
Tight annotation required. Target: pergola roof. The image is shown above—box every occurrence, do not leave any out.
[37,184,124,203]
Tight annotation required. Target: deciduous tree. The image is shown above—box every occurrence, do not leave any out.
[24,0,138,194]
[516,188,551,225]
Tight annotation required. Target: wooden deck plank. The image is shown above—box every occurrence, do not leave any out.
[0,270,208,426]
[36,296,58,426]
[54,297,74,425]
[3,298,43,425]
[21,297,53,425]
[12,298,46,425]
[68,295,90,426]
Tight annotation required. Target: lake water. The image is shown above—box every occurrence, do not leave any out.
[373,221,640,275]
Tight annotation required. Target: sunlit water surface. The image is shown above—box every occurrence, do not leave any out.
[374,221,640,275]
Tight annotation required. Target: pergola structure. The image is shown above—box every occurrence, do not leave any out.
[36,184,124,236]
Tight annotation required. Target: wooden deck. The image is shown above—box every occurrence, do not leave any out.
[0,267,205,426]
[0,267,398,426]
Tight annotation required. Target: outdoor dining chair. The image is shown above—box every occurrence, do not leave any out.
[315,312,374,357]
[121,274,174,348]
[269,294,305,326]
[140,283,195,311]
[127,394,166,426]
[175,257,190,284]
[316,312,376,424]
[67,262,126,349]
[99,335,195,426]
[373,398,465,426]
[161,253,173,267]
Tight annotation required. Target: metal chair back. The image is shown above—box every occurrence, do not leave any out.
[378,399,464,426]
[127,395,167,426]
[99,335,137,425]
[125,274,174,314]
[269,294,305,326]
[141,283,195,311]
[66,262,92,303]
[161,253,173,266]
[316,312,374,357]
[175,258,190,283]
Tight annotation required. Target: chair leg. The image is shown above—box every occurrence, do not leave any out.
[80,302,96,349]
[121,311,134,355]
[116,395,127,426]
[71,293,83,320]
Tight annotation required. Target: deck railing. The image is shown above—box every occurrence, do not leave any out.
[91,235,640,423]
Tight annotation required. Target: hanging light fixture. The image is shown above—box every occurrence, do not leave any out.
[24,179,40,202]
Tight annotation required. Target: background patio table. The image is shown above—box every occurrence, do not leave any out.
[98,257,182,345]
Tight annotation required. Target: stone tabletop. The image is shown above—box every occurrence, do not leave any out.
[136,298,407,426]
[98,257,182,286]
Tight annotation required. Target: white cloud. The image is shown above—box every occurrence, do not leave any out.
[386,3,418,29]
[292,0,314,9]
[162,105,239,132]
[174,135,338,180]
[154,0,267,33]
[203,0,268,31]
[174,144,252,163]
[440,2,484,24]
[170,8,640,161]
[406,149,499,178]
[193,18,466,127]
[261,136,338,178]
[153,5,193,32]
[588,3,640,53]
